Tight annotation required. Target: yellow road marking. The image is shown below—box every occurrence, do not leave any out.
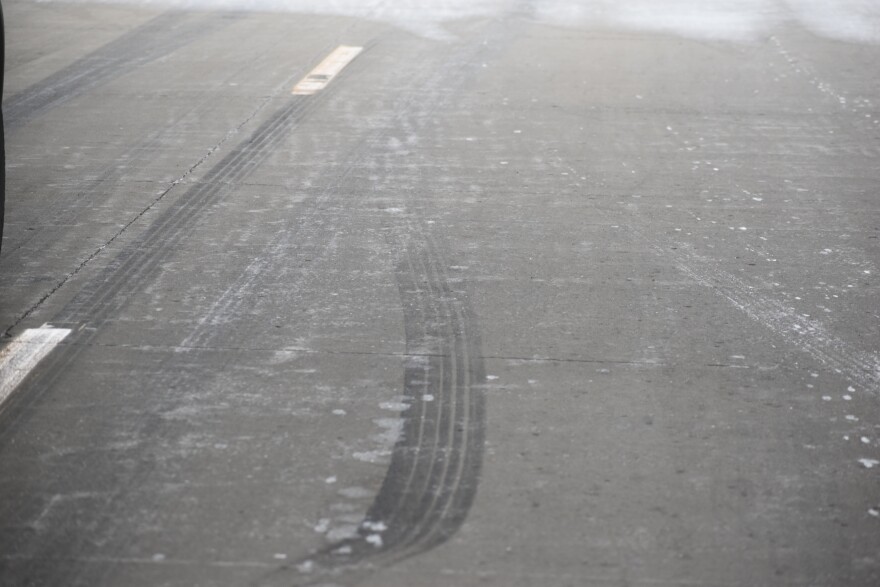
[292,45,363,95]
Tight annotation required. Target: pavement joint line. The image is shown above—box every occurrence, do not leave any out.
[292,45,363,95]
[0,553,276,568]
[0,326,72,409]
[17,340,677,365]
[13,339,754,369]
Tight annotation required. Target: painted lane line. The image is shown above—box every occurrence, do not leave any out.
[0,326,71,407]
[292,45,363,95]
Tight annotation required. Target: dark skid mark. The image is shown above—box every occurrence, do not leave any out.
[3,11,238,131]
[256,235,486,587]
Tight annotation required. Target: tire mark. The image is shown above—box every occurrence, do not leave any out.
[373,235,485,555]
[3,11,238,131]
[257,229,485,587]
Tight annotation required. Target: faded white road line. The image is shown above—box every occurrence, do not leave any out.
[0,326,71,408]
[292,45,363,95]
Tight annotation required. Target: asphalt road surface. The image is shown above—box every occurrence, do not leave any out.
[1,1,879,586]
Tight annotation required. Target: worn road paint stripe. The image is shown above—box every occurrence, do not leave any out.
[0,327,71,407]
[292,45,363,95]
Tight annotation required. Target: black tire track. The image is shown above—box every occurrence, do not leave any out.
[378,236,485,556]
[3,11,238,131]
[369,235,485,557]
[256,232,485,587]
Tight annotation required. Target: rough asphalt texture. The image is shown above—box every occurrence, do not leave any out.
[1,1,879,586]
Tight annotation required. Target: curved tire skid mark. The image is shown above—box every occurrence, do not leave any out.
[3,11,240,131]
[376,236,485,556]
[257,232,485,587]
